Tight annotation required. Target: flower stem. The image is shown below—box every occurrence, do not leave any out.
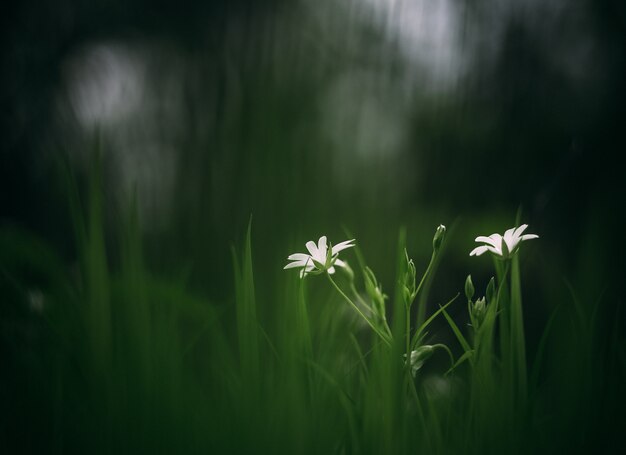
[350,282,392,339]
[349,282,372,311]
[406,305,411,358]
[327,273,392,347]
[414,251,438,328]
[415,251,437,299]
[432,343,455,369]
[495,261,510,312]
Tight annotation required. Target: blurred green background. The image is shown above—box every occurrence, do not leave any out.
[1,0,625,452]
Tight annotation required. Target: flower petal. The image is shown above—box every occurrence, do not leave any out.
[331,239,355,255]
[328,266,336,274]
[521,234,539,241]
[503,237,518,254]
[469,245,490,256]
[489,233,502,244]
[334,258,347,268]
[503,227,516,244]
[514,224,528,237]
[475,236,499,248]
[317,236,328,261]
[306,240,318,257]
[287,253,311,261]
[299,263,317,278]
[504,239,517,253]
[284,260,309,269]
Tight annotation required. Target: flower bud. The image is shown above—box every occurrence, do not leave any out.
[406,345,435,377]
[363,267,377,296]
[403,250,417,305]
[464,274,475,301]
[472,297,487,328]
[432,224,446,252]
[403,286,413,305]
[364,266,387,322]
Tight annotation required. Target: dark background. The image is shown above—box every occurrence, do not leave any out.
[3,0,625,302]
[1,1,625,446]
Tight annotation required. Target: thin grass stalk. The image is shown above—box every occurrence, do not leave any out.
[509,253,528,410]
[414,250,437,331]
[326,273,392,347]
[232,219,260,402]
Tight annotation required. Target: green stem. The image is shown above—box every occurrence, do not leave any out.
[327,273,392,347]
[509,254,527,408]
[415,251,437,299]
[495,261,511,313]
[431,343,455,369]
[349,282,392,338]
[349,282,371,311]
[414,251,438,328]
[406,305,411,358]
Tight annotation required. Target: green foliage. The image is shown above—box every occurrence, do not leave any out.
[232,218,260,393]
[0,174,622,455]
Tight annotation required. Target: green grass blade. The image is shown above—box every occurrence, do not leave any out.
[529,305,559,393]
[232,218,260,388]
[445,350,474,375]
[510,253,527,405]
[413,293,459,348]
[442,307,472,354]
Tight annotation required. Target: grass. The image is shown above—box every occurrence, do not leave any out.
[1,165,624,454]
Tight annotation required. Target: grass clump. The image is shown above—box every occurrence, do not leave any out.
[0,168,623,454]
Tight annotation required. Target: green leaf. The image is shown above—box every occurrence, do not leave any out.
[411,293,459,349]
[445,350,474,376]
[442,307,472,354]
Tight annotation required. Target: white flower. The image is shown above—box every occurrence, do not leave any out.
[470,224,539,258]
[284,236,355,278]
[405,346,435,377]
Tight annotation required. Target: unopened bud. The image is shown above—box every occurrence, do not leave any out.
[403,286,413,305]
[406,345,435,377]
[433,224,446,252]
[364,267,377,296]
[403,250,417,304]
[464,275,475,301]
[364,266,387,321]
[472,297,487,328]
